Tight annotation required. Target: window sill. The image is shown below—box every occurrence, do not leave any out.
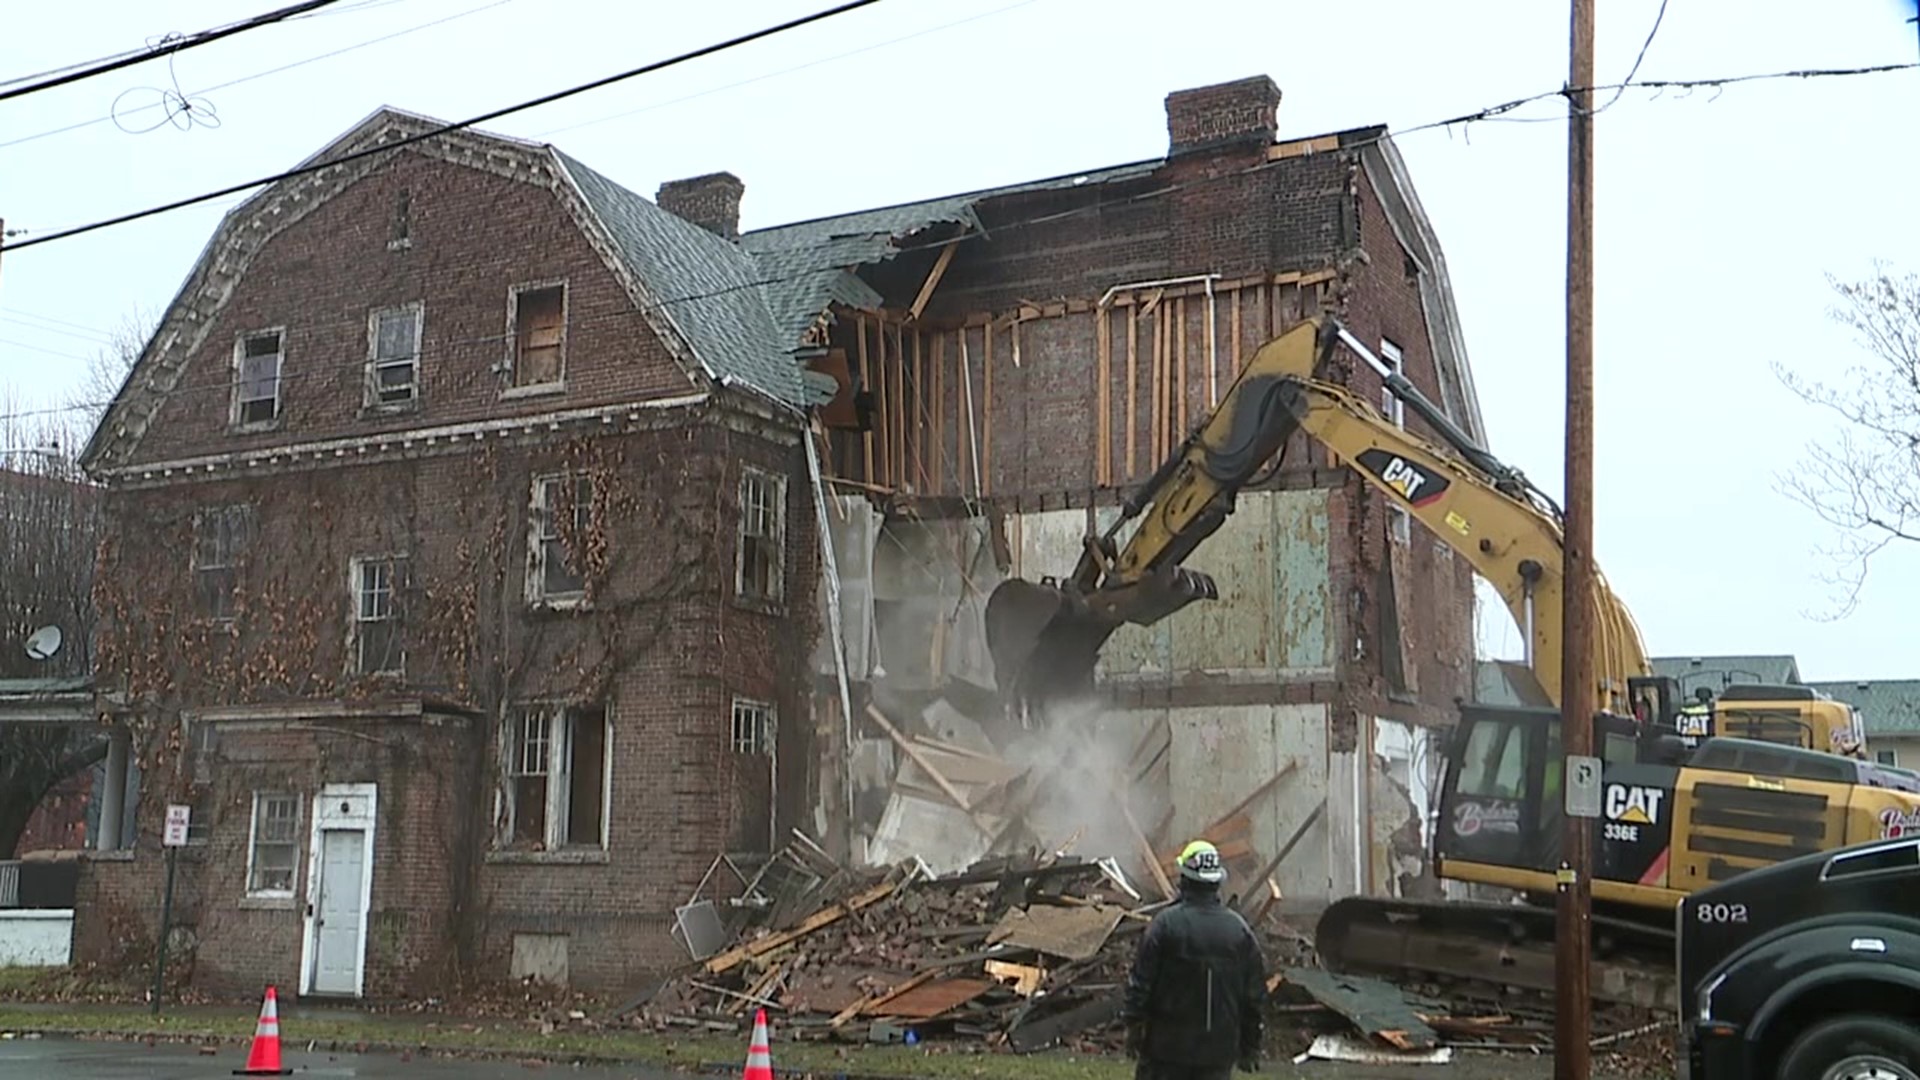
[387,238,412,252]
[239,894,298,911]
[229,419,283,436]
[486,848,608,865]
[359,400,421,419]
[733,594,788,618]
[502,382,566,400]
[529,596,591,614]
[88,849,135,863]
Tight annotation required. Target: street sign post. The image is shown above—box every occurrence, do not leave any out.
[1565,754,1603,819]
[153,804,189,1015]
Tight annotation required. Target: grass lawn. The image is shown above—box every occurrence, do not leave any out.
[0,999,1133,1080]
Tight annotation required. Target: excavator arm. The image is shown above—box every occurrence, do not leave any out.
[985,315,1650,718]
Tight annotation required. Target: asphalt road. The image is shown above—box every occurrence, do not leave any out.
[0,1036,681,1078]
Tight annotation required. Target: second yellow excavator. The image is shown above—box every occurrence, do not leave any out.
[983,316,1910,1009]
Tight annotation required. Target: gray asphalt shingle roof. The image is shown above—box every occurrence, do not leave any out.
[1650,654,1803,693]
[558,153,817,409]
[1806,680,1920,735]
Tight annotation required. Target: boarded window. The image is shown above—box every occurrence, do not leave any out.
[352,556,404,675]
[513,285,565,387]
[369,306,421,406]
[193,504,254,619]
[502,704,608,850]
[735,469,785,605]
[247,792,299,896]
[235,331,283,427]
[530,474,592,601]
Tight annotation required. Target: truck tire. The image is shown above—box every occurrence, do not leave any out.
[1781,1015,1920,1080]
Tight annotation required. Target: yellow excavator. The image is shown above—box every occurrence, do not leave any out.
[984,316,1917,1009]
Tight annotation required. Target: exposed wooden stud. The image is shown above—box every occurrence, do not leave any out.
[1176,297,1188,438]
[960,329,980,498]
[1096,307,1111,487]
[983,323,994,496]
[933,332,946,493]
[913,331,928,491]
[1231,288,1243,378]
[908,240,960,322]
[893,322,907,486]
[857,317,873,484]
[1152,302,1166,463]
[1125,308,1138,480]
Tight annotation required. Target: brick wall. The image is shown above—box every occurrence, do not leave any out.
[134,149,696,467]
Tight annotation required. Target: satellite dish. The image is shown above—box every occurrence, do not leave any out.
[24,625,62,661]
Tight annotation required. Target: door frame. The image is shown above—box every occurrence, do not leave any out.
[297,782,378,998]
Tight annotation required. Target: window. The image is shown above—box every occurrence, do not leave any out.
[351,556,405,676]
[509,284,566,389]
[193,504,254,619]
[501,704,608,850]
[389,188,411,250]
[367,305,422,407]
[732,699,774,755]
[736,468,786,606]
[232,330,284,428]
[529,474,593,603]
[1878,749,1899,767]
[1456,716,1528,801]
[246,793,300,897]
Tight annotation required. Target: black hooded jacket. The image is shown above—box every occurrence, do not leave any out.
[1122,881,1267,1066]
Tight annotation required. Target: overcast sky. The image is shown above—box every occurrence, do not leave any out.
[2,0,1917,679]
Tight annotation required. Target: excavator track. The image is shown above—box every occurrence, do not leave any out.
[1314,895,1680,1013]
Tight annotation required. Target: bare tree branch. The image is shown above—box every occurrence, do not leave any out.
[1776,263,1920,616]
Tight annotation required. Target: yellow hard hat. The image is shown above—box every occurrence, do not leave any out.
[1178,839,1226,884]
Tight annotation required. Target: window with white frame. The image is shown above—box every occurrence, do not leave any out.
[500,703,609,850]
[509,284,566,388]
[1380,339,1412,544]
[246,792,300,896]
[233,330,284,428]
[351,555,405,676]
[529,474,593,603]
[735,468,786,606]
[193,504,254,619]
[1878,749,1899,767]
[731,699,774,755]
[367,305,422,407]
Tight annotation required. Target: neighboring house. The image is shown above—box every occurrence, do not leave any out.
[1651,654,1805,702]
[1806,680,1920,769]
[71,73,1484,998]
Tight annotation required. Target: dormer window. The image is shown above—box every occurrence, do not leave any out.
[231,329,283,430]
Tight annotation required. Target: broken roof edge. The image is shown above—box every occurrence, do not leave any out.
[1356,135,1487,448]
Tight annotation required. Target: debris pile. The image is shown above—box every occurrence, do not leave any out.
[635,849,1666,1067]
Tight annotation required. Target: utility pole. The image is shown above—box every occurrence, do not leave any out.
[1556,1,1597,1079]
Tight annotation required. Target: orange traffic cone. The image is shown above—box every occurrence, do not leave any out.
[743,1008,774,1080]
[234,985,292,1076]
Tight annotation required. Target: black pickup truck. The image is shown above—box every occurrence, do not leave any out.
[1677,835,1920,1080]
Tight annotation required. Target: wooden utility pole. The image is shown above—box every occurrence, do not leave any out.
[1556,2,1598,1079]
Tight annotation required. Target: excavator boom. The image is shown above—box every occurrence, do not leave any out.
[985,315,1651,719]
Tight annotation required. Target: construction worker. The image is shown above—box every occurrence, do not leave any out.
[1122,839,1268,1078]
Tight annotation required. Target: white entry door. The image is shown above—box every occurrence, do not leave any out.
[311,828,366,995]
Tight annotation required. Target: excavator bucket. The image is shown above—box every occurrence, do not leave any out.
[983,577,1118,716]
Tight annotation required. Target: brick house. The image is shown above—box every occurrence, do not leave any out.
[76,109,830,996]
[70,73,1482,996]
[773,75,1483,900]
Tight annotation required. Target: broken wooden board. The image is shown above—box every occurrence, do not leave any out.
[869,976,995,1020]
[1296,1033,1453,1066]
[1279,966,1440,1051]
[987,902,1126,962]
[703,879,900,975]
[985,959,1043,997]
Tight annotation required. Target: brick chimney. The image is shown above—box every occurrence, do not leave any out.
[656,172,744,240]
[1165,76,1282,157]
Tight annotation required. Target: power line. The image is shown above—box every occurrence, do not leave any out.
[0,0,347,105]
[1,56,1914,423]
[0,0,889,253]
[1592,0,1670,115]
[0,0,519,151]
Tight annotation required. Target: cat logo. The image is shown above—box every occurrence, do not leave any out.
[1604,784,1664,826]
[1356,448,1452,508]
